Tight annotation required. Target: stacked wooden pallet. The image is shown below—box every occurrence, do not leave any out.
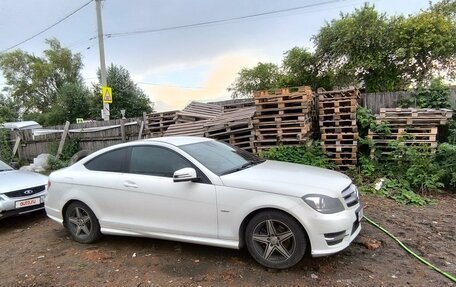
[253,86,313,153]
[144,110,179,137]
[205,107,256,152]
[318,89,359,169]
[369,108,453,155]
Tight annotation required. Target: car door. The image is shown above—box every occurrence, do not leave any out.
[120,144,217,238]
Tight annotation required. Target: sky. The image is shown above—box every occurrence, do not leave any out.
[0,0,432,112]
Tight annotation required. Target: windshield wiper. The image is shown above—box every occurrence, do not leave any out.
[221,160,265,175]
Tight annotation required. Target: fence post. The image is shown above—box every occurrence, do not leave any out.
[120,119,126,143]
[56,121,70,160]
[12,131,21,159]
[137,120,144,140]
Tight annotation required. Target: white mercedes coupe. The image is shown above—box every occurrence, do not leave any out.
[45,137,362,269]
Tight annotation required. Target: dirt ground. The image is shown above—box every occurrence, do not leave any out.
[0,193,455,287]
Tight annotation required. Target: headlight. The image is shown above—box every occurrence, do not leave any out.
[302,194,344,214]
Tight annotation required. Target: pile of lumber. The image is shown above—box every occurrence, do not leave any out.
[253,86,313,153]
[144,102,222,137]
[177,101,223,122]
[209,98,255,112]
[205,107,256,152]
[369,108,453,155]
[318,89,359,169]
[164,120,210,137]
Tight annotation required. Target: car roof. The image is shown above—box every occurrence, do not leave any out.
[140,136,213,146]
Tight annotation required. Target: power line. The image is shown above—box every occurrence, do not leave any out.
[137,82,202,89]
[0,0,94,53]
[106,0,346,38]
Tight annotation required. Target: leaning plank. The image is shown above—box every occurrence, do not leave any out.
[56,121,70,160]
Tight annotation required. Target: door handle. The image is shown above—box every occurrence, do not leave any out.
[123,181,138,188]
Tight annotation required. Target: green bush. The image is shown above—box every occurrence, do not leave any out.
[397,78,452,109]
[435,143,456,190]
[49,137,81,162]
[378,179,432,206]
[0,128,12,163]
[47,155,69,171]
[260,143,334,169]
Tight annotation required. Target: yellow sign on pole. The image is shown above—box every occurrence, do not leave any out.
[102,86,112,103]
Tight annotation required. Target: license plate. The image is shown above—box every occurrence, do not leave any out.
[356,205,364,222]
[15,197,41,208]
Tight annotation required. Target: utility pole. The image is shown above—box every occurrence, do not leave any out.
[95,0,109,121]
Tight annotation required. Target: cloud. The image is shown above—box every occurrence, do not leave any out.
[141,51,263,111]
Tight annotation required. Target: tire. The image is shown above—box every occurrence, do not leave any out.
[245,210,307,269]
[69,150,91,166]
[64,202,101,244]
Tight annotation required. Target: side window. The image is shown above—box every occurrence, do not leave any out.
[85,148,126,172]
[129,146,191,177]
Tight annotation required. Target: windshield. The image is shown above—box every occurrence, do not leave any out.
[180,140,265,176]
[0,160,13,171]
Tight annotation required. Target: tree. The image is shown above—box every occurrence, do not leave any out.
[0,91,20,122]
[90,64,153,119]
[0,38,84,114]
[282,47,335,90]
[228,63,282,98]
[314,4,404,92]
[313,3,456,92]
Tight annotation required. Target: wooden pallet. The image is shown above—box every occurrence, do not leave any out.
[320,126,358,134]
[375,118,449,126]
[368,133,436,142]
[144,110,179,137]
[319,119,357,128]
[379,108,453,119]
[319,99,358,109]
[317,88,360,101]
[319,112,356,121]
[322,144,357,153]
[322,139,358,146]
[321,133,359,141]
[371,140,438,147]
[319,106,358,114]
[254,86,313,104]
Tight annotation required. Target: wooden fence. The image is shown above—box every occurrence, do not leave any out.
[8,117,144,161]
[360,89,456,114]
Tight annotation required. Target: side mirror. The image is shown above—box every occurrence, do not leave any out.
[173,167,198,183]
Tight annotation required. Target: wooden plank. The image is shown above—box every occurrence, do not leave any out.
[12,131,21,159]
[138,120,145,140]
[56,121,70,160]
[120,119,126,142]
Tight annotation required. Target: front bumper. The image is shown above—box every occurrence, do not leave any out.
[0,203,45,220]
[291,201,363,257]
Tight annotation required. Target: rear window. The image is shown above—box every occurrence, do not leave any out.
[84,148,127,172]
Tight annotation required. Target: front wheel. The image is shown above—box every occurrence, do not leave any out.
[245,210,307,269]
[65,202,101,244]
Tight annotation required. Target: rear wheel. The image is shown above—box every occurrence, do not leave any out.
[245,210,307,269]
[65,202,101,244]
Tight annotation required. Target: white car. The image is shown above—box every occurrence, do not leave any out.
[45,137,362,269]
[0,160,48,219]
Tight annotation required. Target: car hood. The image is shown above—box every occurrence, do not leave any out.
[0,170,48,193]
[220,160,351,198]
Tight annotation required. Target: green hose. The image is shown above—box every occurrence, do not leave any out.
[363,215,456,283]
